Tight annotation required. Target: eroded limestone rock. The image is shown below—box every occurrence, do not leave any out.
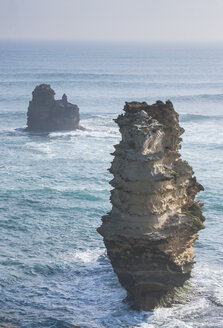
[98,100,205,310]
[26,84,80,131]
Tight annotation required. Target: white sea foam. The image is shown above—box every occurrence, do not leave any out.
[0,127,26,136]
[25,142,44,150]
[24,142,57,159]
[133,298,209,328]
[73,248,104,264]
[49,119,119,139]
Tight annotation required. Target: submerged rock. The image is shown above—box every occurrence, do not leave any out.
[98,100,205,310]
[26,84,80,131]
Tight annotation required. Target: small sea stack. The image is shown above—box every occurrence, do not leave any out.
[98,100,205,310]
[26,84,80,131]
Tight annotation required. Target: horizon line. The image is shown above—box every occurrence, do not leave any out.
[0,38,223,44]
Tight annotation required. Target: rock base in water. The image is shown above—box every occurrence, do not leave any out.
[26,84,80,132]
[98,100,205,310]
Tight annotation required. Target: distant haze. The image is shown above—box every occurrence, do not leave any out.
[0,0,223,42]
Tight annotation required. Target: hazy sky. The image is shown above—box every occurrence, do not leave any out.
[0,0,223,42]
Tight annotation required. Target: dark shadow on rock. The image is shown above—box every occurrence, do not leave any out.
[25,84,83,132]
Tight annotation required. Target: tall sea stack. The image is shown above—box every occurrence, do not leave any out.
[26,84,80,131]
[98,100,205,310]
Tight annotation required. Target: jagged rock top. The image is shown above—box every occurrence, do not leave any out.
[122,100,179,125]
[26,84,80,132]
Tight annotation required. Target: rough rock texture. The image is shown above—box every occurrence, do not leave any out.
[26,84,80,131]
[98,100,205,310]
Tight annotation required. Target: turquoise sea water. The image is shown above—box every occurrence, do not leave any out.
[0,41,223,328]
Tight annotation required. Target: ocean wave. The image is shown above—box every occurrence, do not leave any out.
[0,127,54,138]
[23,318,77,328]
[180,113,223,122]
[49,127,119,139]
[173,93,223,103]
[25,248,106,278]
[72,248,105,264]
[0,122,116,140]
[0,127,26,136]
[24,142,55,157]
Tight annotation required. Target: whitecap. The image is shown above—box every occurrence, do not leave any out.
[49,127,119,139]
[24,141,56,159]
[72,248,105,264]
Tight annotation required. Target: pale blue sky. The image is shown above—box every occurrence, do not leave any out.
[0,0,223,42]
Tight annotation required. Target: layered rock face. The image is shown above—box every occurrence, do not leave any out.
[98,100,205,310]
[26,84,80,131]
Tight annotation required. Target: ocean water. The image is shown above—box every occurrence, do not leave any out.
[0,41,223,328]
